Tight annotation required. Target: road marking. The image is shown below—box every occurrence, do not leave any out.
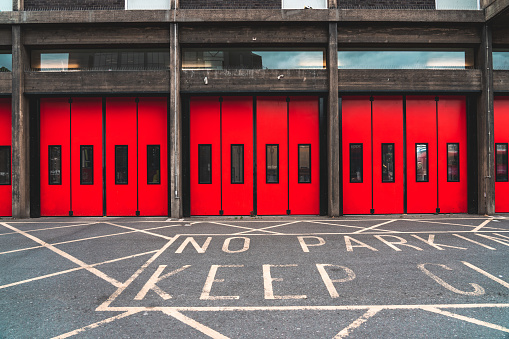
[162,309,230,339]
[105,222,176,240]
[200,265,244,300]
[409,219,504,230]
[374,235,423,251]
[418,263,485,296]
[452,234,496,250]
[134,264,192,300]
[476,233,509,246]
[306,220,395,232]
[462,261,509,289]
[263,264,307,300]
[334,307,382,338]
[411,234,467,250]
[298,236,326,252]
[234,221,300,235]
[52,310,139,338]
[209,221,282,235]
[353,220,397,234]
[0,222,100,237]
[222,237,250,253]
[316,264,356,298]
[421,306,509,333]
[472,218,493,232]
[175,237,212,253]
[1,222,122,288]
[344,236,379,252]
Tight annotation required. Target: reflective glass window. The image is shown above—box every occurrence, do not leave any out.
[198,144,212,184]
[338,49,474,69]
[127,0,170,9]
[80,146,93,185]
[182,48,325,70]
[147,145,160,185]
[382,143,395,183]
[282,0,327,8]
[350,143,363,183]
[416,143,429,182]
[231,145,244,184]
[496,143,508,182]
[0,146,10,185]
[49,145,62,185]
[115,146,128,185]
[0,0,12,11]
[266,145,279,184]
[298,144,311,183]
[447,143,460,182]
[0,53,12,72]
[435,0,478,9]
[494,51,509,70]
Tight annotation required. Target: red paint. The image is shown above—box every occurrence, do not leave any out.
[495,96,509,212]
[438,96,467,213]
[257,97,288,215]
[138,97,168,216]
[289,96,320,215]
[106,97,138,216]
[71,98,103,216]
[406,96,438,214]
[40,98,71,216]
[342,96,372,214]
[190,97,221,215]
[0,98,11,216]
[372,96,404,214]
[221,97,253,215]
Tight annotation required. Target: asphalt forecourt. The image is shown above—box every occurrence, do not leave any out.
[0,215,508,338]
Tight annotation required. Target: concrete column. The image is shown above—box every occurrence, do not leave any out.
[328,22,340,216]
[170,22,182,218]
[477,24,495,215]
[11,25,30,218]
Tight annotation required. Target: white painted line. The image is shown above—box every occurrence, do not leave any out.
[0,223,122,288]
[410,219,504,230]
[462,261,509,289]
[452,234,496,250]
[472,219,493,232]
[208,221,283,234]
[307,220,395,232]
[233,221,301,235]
[0,222,100,237]
[162,309,230,339]
[104,222,176,240]
[52,310,139,338]
[334,307,382,338]
[421,306,509,333]
[353,220,397,234]
[418,264,484,296]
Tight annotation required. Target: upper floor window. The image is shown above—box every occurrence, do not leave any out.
[435,0,479,9]
[282,0,327,9]
[126,0,171,9]
[0,52,11,72]
[0,0,12,11]
[494,51,509,70]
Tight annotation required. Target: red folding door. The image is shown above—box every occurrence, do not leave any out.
[494,96,509,212]
[0,98,11,216]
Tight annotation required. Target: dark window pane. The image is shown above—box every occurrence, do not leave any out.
[350,143,363,183]
[49,145,62,185]
[80,146,94,185]
[382,143,395,183]
[115,145,128,185]
[496,143,508,182]
[231,145,244,184]
[266,144,279,184]
[147,145,161,185]
[447,143,460,182]
[416,143,428,182]
[0,146,10,185]
[198,144,212,184]
[298,144,311,183]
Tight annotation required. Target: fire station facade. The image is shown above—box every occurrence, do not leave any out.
[0,0,508,218]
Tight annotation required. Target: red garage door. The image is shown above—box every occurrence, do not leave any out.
[0,98,11,217]
[495,96,509,213]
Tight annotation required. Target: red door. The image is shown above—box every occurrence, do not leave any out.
[222,97,253,215]
[257,97,288,215]
[190,97,221,215]
[495,96,509,213]
[406,96,438,214]
[106,97,138,216]
[342,96,372,214]
[0,98,11,216]
[138,97,168,216]
[289,96,320,215]
[40,98,71,216]
[71,98,103,216]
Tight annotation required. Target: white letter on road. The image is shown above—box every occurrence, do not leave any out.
[316,264,356,298]
[263,264,307,299]
[200,265,244,300]
[134,265,191,300]
[222,237,250,253]
[418,263,485,296]
[298,236,325,252]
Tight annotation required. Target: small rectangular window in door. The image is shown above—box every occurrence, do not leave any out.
[298,144,311,183]
[416,143,428,182]
[115,145,128,185]
[266,144,279,184]
[0,146,10,185]
[198,144,212,184]
[147,145,160,185]
[231,144,244,184]
[382,143,395,183]
[80,146,94,185]
[48,145,62,185]
[496,143,508,182]
[350,143,363,183]
[447,143,460,182]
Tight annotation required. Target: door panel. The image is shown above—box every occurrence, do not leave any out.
[289,96,320,215]
[40,98,71,216]
[342,96,372,214]
[257,97,288,215]
[406,96,438,214]
[138,97,168,216]
[495,96,509,213]
[106,97,138,216]
[0,98,11,216]
[71,98,103,216]
[190,97,221,215]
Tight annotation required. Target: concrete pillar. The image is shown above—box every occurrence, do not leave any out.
[328,22,340,216]
[170,22,182,219]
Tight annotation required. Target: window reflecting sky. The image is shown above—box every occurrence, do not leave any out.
[0,54,11,71]
[494,52,509,70]
[435,0,479,10]
[338,51,470,69]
